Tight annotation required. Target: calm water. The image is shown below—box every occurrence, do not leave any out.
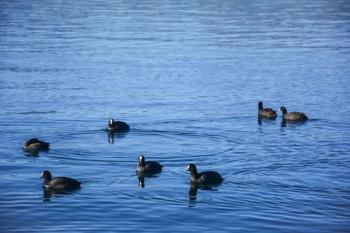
[1,0,350,232]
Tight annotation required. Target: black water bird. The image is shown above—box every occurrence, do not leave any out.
[136,155,163,175]
[186,164,224,185]
[279,106,308,122]
[107,118,130,133]
[41,170,81,191]
[258,101,277,119]
[23,138,49,153]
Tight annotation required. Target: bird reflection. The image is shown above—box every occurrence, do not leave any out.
[108,132,115,144]
[187,183,215,203]
[258,116,276,126]
[280,119,308,128]
[23,148,49,157]
[107,132,128,144]
[188,183,199,202]
[42,188,68,201]
[136,172,163,188]
[138,176,145,188]
[24,151,40,157]
[43,189,52,201]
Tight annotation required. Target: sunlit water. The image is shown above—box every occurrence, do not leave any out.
[1,0,350,232]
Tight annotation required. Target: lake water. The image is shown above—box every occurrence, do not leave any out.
[1,0,350,232]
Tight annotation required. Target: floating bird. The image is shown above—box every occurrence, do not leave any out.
[107,118,130,133]
[258,101,277,119]
[186,164,224,185]
[136,155,163,175]
[280,106,308,122]
[23,138,49,153]
[41,170,81,191]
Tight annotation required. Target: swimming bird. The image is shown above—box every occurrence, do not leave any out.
[107,118,130,133]
[136,155,163,175]
[40,170,81,191]
[186,164,224,185]
[279,106,308,122]
[23,138,49,153]
[258,101,277,119]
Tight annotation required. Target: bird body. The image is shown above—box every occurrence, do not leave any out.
[23,138,49,153]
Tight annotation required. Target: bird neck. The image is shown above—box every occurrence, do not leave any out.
[43,178,51,186]
[190,169,198,179]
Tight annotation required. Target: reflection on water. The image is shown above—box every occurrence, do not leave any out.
[258,116,309,128]
[24,151,41,157]
[188,183,202,202]
[188,183,199,207]
[187,182,221,207]
[42,188,61,201]
[42,188,77,202]
[43,189,53,202]
[136,172,163,188]
[280,119,309,128]
[107,131,128,144]
[23,148,50,157]
[138,176,145,188]
[257,116,277,126]
[108,132,114,144]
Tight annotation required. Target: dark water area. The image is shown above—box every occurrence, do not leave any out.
[1,0,350,232]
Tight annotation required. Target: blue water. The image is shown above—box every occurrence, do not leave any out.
[1,0,350,232]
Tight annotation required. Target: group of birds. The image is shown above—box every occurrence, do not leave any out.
[258,101,308,122]
[39,156,224,193]
[23,101,307,194]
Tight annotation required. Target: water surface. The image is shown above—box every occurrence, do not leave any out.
[1,0,350,232]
